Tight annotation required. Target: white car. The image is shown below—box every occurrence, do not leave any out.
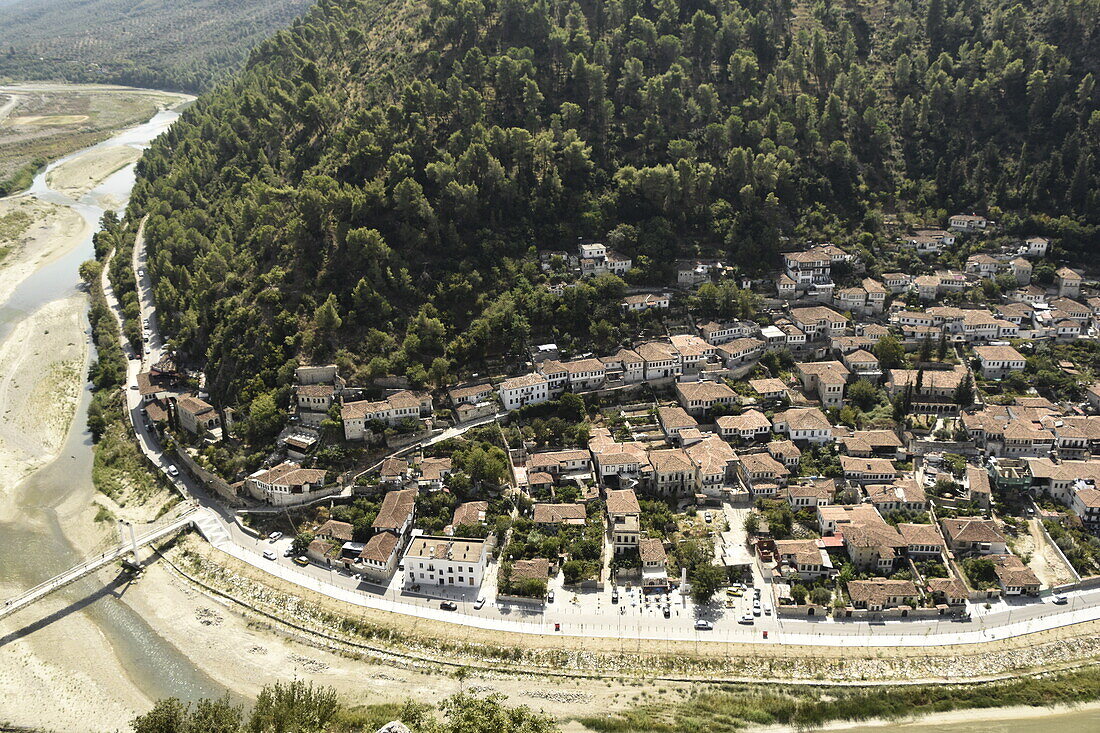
[262,550,276,561]
[763,604,772,615]
[474,597,486,610]
[739,614,754,624]
[1052,594,1068,604]
[694,619,713,631]
[268,531,283,542]
[166,465,179,477]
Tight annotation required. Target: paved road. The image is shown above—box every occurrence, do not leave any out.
[90,224,1100,647]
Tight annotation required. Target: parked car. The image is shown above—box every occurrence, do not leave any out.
[293,556,308,567]
[694,619,712,631]
[703,511,713,523]
[268,532,283,542]
[739,614,754,624]
[440,601,458,611]
[283,548,294,558]
[262,550,276,561]
[662,605,671,618]
[473,597,486,610]
[166,465,179,477]
[1052,594,1068,604]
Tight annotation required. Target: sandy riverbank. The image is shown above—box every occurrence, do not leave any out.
[46,145,141,201]
[0,295,87,507]
[0,195,90,305]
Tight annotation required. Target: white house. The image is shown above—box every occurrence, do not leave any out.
[245,463,331,506]
[498,373,550,411]
[403,534,488,588]
[973,345,1026,379]
[949,214,988,231]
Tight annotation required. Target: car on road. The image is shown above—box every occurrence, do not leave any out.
[763,604,772,615]
[694,619,712,631]
[440,601,458,611]
[662,605,670,618]
[262,550,276,561]
[138,268,145,277]
[166,465,179,477]
[739,614,754,624]
[703,511,713,523]
[1052,593,1068,604]
[547,590,555,603]
[293,556,309,566]
[268,531,283,541]
[283,548,294,558]
[611,589,619,604]
[474,597,486,610]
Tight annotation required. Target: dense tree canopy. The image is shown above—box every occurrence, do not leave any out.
[129,0,1100,409]
[0,0,312,92]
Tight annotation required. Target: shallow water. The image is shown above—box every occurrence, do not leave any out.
[0,101,229,705]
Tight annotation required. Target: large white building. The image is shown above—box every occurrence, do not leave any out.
[403,534,488,588]
[341,391,433,440]
[498,373,550,411]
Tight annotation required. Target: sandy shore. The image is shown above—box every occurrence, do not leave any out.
[0,195,90,305]
[46,145,141,201]
[0,295,87,507]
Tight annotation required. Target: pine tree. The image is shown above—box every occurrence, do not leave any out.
[954,372,975,407]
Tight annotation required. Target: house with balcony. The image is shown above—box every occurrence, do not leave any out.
[606,488,641,554]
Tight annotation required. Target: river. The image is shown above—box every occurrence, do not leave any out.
[0,101,228,714]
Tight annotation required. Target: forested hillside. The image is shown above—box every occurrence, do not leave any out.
[0,0,311,91]
[129,0,1100,417]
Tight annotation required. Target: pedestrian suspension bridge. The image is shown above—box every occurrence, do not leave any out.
[0,507,198,621]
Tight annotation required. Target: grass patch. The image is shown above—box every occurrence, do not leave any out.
[93,503,115,523]
[90,390,169,504]
[579,670,1100,732]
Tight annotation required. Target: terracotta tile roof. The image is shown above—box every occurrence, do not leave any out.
[639,538,667,564]
[533,503,587,524]
[940,517,1006,545]
[451,501,488,527]
[316,520,354,542]
[372,488,417,531]
[510,558,550,581]
[605,488,640,514]
[359,531,400,563]
[847,579,918,606]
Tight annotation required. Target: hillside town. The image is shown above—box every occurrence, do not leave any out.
[134,219,1100,621]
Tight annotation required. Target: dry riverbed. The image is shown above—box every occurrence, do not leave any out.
[46,145,142,201]
[0,295,87,503]
[0,195,89,304]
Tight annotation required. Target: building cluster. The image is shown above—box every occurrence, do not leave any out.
[157,216,1100,618]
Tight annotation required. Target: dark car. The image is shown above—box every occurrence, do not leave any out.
[440,601,458,611]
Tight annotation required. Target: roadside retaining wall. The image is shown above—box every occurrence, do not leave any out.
[1035,517,1081,583]
[776,604,828,618]
[174,447,244,507]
